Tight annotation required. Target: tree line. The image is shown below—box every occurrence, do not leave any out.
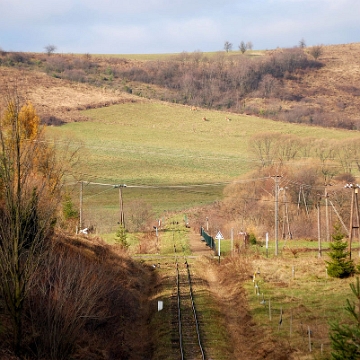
[191,132,360,242]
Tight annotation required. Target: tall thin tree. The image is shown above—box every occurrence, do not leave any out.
[0,90,64,354]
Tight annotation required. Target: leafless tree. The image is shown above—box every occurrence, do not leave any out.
[299,38,306,48]
[44,44,57,56]
[246,41,253,51]
[249,132,278,167]
[239,41,247,54]
[224,41,233,53]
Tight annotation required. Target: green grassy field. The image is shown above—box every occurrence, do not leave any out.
[46,100,360,232]
[48,100,358,186]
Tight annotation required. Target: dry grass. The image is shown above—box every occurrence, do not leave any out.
[0,66,138,124]
[0,232,156,359]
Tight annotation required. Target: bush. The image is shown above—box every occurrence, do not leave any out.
[249,232,257,245]
[62,69,87,82]
[309,45,323,60]
[326,224,355,278]
[330,277,360,359]
[26,238,145,359]
[62,194,78,220]
[114,225,129,249]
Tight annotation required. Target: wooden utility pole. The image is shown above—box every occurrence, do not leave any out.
[79,181,83,231]
[346,184,360,259]
[114,184,127,228]
[272,176,282,256]
[282,187,292,240]
[324,187,330,242]
[317,194,322,258]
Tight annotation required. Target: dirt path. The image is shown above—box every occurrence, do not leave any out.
[188,228,292,359]
[188,228,214,257]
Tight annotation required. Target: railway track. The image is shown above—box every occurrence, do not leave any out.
[173,246,205,360]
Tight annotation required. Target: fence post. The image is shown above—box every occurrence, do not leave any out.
[269,298,272,321]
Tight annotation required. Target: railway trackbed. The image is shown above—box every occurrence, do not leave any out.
[172,245,205,360]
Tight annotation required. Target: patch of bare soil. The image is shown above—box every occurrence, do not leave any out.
[188,229,214,257]
[188,230,292,359]
[0,67,141,123]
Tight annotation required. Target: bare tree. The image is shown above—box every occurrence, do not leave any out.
[126,200,154,232]
[44,44,57,56]
[249,132,278,167]
[239,41,247,54]
[224,41,233,53]
[246,41,253,51]
[299,38,306,48]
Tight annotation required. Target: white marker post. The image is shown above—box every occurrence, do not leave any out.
[266,232,269,257]
[215,231,224,263]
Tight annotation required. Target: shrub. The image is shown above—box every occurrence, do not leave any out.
[326,224,355,278]
[309,45,323,60]
[62,194,79,220]
[62,69,86,82]
[249,232,257,245]
[26,238,144,359]
[114,225,129,249]
[330,277,360,359]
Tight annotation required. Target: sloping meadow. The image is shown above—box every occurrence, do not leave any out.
[46,100,360,233]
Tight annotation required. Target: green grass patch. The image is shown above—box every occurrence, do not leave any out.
[48,101,357,187]
[191,286,232,359]
[148,263,179,360]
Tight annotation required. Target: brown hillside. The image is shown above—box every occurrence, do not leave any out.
[279,43,360,127]
[0,66,140,123]
[0,43,360,129]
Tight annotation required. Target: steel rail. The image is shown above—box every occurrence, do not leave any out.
[174,245,205,360]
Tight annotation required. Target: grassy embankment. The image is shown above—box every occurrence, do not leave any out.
[46,100,360,234]
[243,251,357,359]
[216,234,360,358]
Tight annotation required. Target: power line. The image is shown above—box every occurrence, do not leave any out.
[64,176,272,190]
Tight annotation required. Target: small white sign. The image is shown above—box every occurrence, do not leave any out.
[215,231,224,240]
[266,232,269,249]
[158,300,163,312]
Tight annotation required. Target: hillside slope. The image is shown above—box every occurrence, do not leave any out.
[0,66,140,123]
[278,43,360,128]
[1,43,360,130]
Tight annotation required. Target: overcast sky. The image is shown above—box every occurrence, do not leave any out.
[0,0,359,54]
